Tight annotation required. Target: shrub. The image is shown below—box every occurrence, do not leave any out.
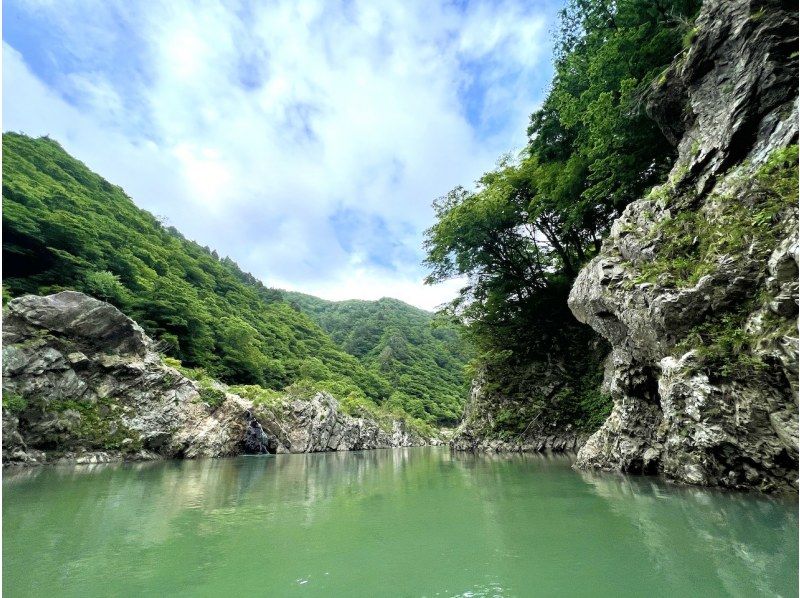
[2,393,28,413]
[198,385,226,408]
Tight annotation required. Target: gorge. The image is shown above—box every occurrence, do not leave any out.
[2,0,798,494]
[3,0,798,594]
[437,0,799,494]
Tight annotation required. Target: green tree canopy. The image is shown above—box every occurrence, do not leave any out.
[284,293,472,425]
[426,0,700,344]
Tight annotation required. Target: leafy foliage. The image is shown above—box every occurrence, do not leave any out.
[678,309,766,379]
[2,393,28,414]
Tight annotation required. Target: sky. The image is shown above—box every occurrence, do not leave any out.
[3,0,561,311]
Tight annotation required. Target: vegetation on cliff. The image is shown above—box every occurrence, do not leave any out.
[424,0,702,435]
[669,145,799,381]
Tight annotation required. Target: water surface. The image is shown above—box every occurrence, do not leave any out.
[3,448,797,597]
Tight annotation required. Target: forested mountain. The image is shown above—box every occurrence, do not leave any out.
[1,132,466,425]
[285,292,471,424]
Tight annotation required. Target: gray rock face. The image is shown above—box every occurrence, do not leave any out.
[647,0,799,192]
[569,0,798,492]
[4,291,150,356]
[3,291,250,464]
[271,392,426,453]
[243,411,278,454]
[2,292,430,466]
[450,432,587,454]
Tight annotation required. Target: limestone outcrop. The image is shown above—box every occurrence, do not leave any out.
[2,291,429,466]
[568,0,798,492]
[267,393,426,453]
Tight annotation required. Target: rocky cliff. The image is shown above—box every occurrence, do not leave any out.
[450,372,594,454]
[569,0,798,492]
[2,291,429,466]
[448,292,613,454]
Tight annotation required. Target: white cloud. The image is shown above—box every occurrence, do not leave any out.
[2,0,556,311]
[2,44,194,222]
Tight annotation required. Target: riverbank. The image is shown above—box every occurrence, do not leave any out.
[2,292,437,467]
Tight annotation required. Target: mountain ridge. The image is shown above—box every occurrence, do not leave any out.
[2,132,469,425]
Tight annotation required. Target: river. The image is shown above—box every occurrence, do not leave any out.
[3,447,797,597]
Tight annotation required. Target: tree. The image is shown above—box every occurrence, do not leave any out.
[84,270,127,305]
[218,316,266,385]
[425,0,701,345]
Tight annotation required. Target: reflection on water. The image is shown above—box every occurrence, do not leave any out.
[4,448,797,597]
[578,470,798,598]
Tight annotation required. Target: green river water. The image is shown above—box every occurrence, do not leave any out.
[3,447,797,597]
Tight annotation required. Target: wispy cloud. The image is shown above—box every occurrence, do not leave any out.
[2,0,558,310]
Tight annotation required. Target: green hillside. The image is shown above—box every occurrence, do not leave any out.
[285,292,471,424]
[2,132,466,424]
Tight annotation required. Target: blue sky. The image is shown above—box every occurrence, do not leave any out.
[3,0,561,310]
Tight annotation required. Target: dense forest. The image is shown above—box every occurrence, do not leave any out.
[424,0,702,433]
[2,132,469,427]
